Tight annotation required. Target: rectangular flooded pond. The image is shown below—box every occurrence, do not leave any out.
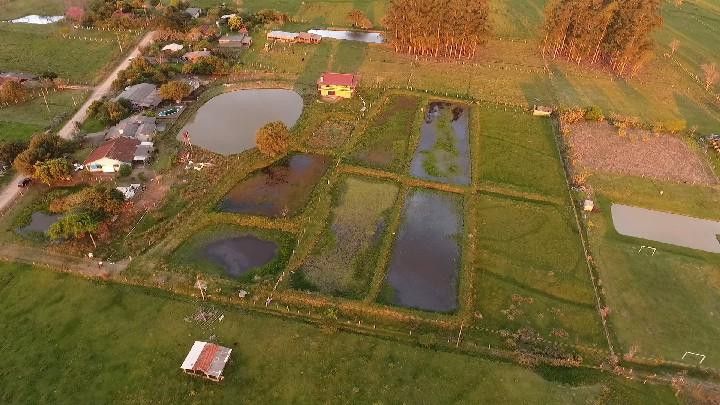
[381,189,463,312]
[220,154,330,217]
[612,204,720,253]
[409,102,471,185]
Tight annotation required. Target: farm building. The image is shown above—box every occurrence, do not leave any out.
[84,137,153,173]
[297,32,322,44]
[105,115,157,142]
[181,341,232,382]
[185,7,202,19]
[317,72,358,99]
[162,43,184,53]
[115,83,162,109]
[182,50,211,62]
[267,31,298,43]
[533,105,553,117]
[218,33,252,48]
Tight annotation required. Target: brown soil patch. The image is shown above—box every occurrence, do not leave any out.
[566,121,717,185]
[306,119,355,149]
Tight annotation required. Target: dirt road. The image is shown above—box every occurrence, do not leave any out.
[0,31,157,214]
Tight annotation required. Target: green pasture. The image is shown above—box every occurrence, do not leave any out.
[301,176,398,298]
[0,89,88,141]
[588,181,720,369]
[0,0,64,20]
[472,194,605,347]
[0,263,678,404]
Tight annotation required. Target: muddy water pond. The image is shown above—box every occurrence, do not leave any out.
[220,154,330,217]
[18,212,61,236]
[308,29,384,43]
[612,204,720,253]
[178,89,303,155]
[382,190,463,312]
[409,102,471,185]
[200,236,279,278]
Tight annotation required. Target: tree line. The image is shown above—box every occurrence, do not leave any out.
[542,0,663,76]
[384,0,490,59]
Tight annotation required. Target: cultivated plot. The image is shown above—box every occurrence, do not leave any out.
[299,176,398,298]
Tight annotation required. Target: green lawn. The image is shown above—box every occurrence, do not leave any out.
[588,179,720,369]
[0,89,88,141]
[0,262,678,404]
[0,23,135,84]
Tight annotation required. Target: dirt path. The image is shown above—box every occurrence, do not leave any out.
[0,31,156,214]
[0,244,128,277]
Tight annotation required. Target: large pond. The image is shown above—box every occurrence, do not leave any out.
[178,89,303,155]
[9,15,64,24]
[200,236,279,278]
[409,102,471,185]
[383,190,463,312]
[612,204,720,253]
[308,29,384,43]
[18,212,61,236]
[220,154,330,217]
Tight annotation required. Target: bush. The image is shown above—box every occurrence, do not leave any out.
[256,121,290,157]
[664,119,687,134]
[118,164,132,177]
[160,80,192,102]
[583,106,604,122]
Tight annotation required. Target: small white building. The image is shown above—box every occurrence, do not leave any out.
[181,341,232,382]
[162,43,184,53]
[584,199,595,212]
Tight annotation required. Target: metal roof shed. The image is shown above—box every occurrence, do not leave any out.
[181,341,232,381]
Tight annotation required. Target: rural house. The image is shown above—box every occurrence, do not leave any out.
[115,83,162,109]
[297,32,322,44]
[105,115,157,142]
[182,50,211,62]
[317,72,358,99]
[84,137,153,173]
[267,31,298,43]
[181,341,232,382]
[218,33,252,48]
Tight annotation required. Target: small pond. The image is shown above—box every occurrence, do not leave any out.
[611,204,720,253]
[220,154,330,217]
[200,236,279,278]
[18,212,61,235]
[178,89,303,155]
[308,29,384,43]
[9,15,64,24]
[382,190,463,312]
[409,102,471,185]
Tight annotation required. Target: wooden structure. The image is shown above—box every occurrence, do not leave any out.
[181,341,232,382]
[317,72,358,99]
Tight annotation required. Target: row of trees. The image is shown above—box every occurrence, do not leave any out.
[384,0,490,59]
[542,0,663,76]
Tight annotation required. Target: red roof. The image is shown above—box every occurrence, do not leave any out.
[318,72,357,87]
[194,344,220,373]
[84,137,140,165]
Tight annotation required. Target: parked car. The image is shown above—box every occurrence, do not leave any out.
[17,177,31,187]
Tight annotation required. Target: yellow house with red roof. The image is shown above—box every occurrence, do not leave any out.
[317,72,358,99]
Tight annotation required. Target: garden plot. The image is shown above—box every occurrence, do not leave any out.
[471,194,605,346]
[220,154,330,217]
[350,95,420,171]
[381,189,463,312]
[566,121,717,185]
[300,177,398,298]
[305,119,355,149]
[171,225,294,282]
[409,102,471,185]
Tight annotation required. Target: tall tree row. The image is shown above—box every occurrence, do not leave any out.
[383,0,490,59]
[543,0,663,76]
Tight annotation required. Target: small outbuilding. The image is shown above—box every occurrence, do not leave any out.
[185,7,202,19]
[181,341,232,382]
[296,32,322,44]
[162,43,184,53]
[533,105,553,117]
[218,33,252,48]
[182,50,211,62]
[317,72,358,99]
[583,199,594,212]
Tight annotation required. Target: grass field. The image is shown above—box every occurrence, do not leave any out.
[0,0,64,20]
[0,89,88,141]
[586,177,720,369]
[0,263,679,404]
[0,23,137,84]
